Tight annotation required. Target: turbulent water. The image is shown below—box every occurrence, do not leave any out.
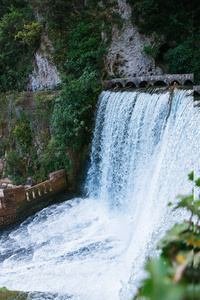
[0,89,199,300]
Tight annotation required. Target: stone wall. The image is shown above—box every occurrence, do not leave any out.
[102,74,194,90]
[50,169,67,190]
[0,169,67,228]
[194,86,200,96]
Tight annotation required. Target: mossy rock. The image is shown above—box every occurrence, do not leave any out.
[0,287,28,299]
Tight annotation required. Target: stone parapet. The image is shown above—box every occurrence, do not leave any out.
[50,169,67,190]
[194,86,200,96]
[0,169,67,228]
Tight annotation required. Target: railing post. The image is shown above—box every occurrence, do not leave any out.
[49,181,53,192]
[43,183,47,194]
[32,189,36,198]
[26,191,30,201]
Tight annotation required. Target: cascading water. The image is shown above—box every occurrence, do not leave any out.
[0,89,199,300]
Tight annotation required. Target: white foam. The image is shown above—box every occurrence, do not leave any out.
[0,89,199,299]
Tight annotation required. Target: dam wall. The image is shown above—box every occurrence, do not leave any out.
[102,74,194,89]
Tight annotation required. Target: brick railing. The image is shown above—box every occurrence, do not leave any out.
[0,196,5,210]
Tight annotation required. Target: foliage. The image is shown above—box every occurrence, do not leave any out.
[41,137,69,175]
[6,149,25,185]
[13,112,33,152]
[164,37,200,84]
[0,0,123,187]
[0,3,41,91]
[62,21,105,77]
[142,46,159,58]
[0,95,9,123]
[0,0,123,186]
[134,174,200,300]
[127,0,200,83]
[32,0,122,79]
[0,287,8,292]
[0,286,28,299]
[15,21,42,47]
[0,92,56,184]
[30,0,122,184]
[51,69,101,173]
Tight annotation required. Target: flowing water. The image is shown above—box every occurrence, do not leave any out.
[0,89,199,300]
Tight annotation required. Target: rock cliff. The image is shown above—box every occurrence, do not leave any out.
[26,39,61,92]
[26,0,163,91]
[25,12,61,92]
[105,0,163,77]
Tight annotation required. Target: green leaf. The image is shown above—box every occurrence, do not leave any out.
[188,172,194,181]
[0,287,8,292]
[135,258,184,300]
[157,223,191,248]
[195,178,200,187]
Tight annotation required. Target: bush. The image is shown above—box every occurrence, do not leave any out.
[6,149,25,185]
[52,69,101,151]
[15,21,42,47]
[127,0,200,83]
[0,5,40,91]
[13,112,33,152]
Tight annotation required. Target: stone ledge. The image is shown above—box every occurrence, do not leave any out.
[194,86,200,95]
[0,169,68,229]
[102,74,194,90]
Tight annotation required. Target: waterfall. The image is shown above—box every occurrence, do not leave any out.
[0,89,199,300]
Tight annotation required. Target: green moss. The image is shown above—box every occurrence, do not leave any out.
[0,287,28,300]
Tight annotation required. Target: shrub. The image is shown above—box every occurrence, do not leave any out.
[6,149,25,185]
[13,112,33,152]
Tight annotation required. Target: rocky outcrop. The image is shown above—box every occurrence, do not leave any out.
[25,10,61,92]
[105,0,163,77]
[26,34,61,92]
[26,1,163,89]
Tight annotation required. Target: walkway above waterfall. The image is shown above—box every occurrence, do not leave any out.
[194,86,200,96]
[102,74,194,90]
